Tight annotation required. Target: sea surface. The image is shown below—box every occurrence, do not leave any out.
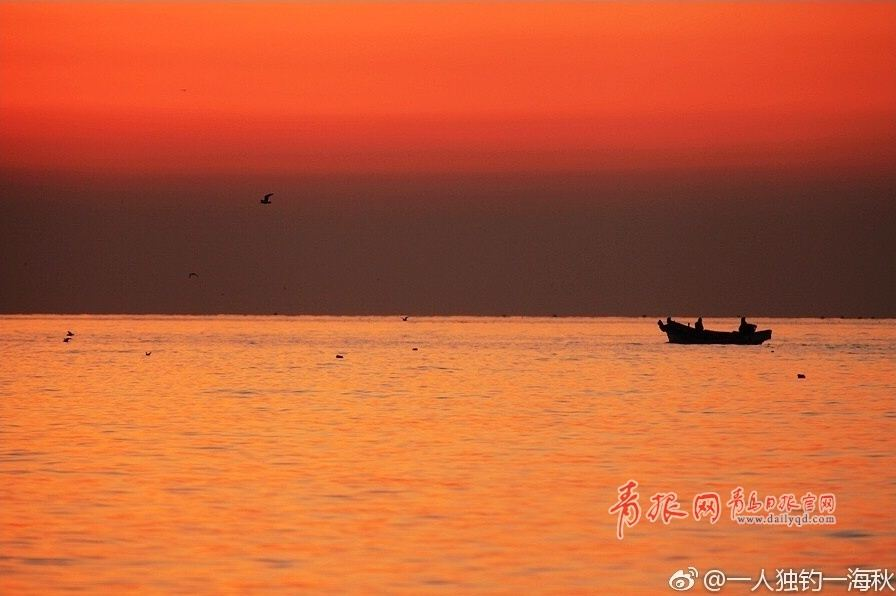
[1,316,894,594]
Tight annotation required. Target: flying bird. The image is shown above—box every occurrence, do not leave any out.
[189,272,199,279]
[66,330,74,337]
[401,316,409,321]
[145,351,152,356]
[63,337,72,343]
[260,193,273,204]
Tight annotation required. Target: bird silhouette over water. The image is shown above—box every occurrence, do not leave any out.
[66,330,74,337]
[401,316,409,321]
[188,272,199,279]
[145,351,152,356]
[63,337,72,343]
[260,193,273,205]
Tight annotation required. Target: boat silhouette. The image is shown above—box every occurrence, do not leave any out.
[658,318,772,345]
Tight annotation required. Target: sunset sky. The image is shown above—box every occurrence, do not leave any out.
[2,2,894,315]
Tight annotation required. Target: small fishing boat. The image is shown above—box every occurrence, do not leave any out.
[657,318,772,345]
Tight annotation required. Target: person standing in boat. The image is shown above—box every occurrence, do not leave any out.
[739,316,757,334]
[695,317,704,332]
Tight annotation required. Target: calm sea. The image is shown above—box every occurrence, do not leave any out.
[1,316,894,594]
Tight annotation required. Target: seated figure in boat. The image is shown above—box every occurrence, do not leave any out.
[739,316,757,334]
[695,317,704,332]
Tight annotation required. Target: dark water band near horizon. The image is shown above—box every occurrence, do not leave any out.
[1,316,894,593]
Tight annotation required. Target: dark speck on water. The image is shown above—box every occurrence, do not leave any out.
[21,557,76,566]
[827,530,873,539]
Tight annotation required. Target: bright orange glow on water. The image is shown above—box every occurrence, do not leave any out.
[1,317,894,592]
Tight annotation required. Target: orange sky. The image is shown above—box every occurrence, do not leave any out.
[2,2,895,174]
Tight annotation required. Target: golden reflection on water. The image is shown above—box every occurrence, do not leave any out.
[1,317,894,593]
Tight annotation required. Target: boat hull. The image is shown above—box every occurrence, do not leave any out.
[658,320,771,345]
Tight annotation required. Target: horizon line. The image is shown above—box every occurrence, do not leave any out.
[2,312,893,320]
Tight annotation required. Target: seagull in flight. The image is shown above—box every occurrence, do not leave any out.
[189,272,199,279]
[66,330,74,337]
[260,193,273,205]
[63,337,72,343]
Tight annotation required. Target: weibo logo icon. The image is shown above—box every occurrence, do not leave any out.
[669,567,699,591]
